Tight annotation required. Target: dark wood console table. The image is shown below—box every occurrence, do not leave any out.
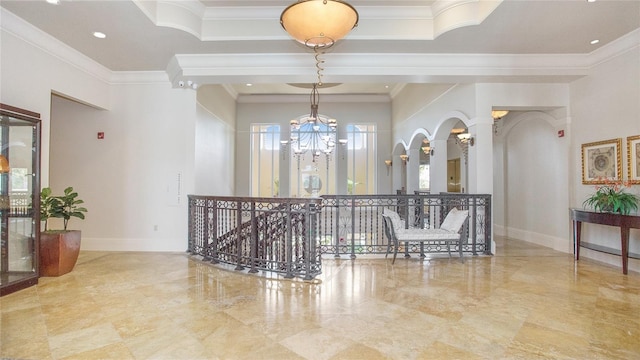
[571,209,640,274]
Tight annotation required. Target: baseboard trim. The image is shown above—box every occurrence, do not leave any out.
[503,226,571,253]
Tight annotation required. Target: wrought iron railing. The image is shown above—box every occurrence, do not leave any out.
[318,193,491,259]
[188,196,322,280]
[188,193,491,280]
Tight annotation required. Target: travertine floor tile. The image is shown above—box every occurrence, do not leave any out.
[1,237,639,360]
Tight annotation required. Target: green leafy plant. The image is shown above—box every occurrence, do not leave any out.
[347,178,360,195]
[40,187,88,231]
[40,187,59,231]
[583,179,638,215]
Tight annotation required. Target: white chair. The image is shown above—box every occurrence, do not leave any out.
[382,208,469,264]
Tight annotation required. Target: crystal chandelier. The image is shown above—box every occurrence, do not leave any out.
[289,84,344,163]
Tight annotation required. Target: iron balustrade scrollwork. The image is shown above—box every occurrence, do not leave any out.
[188,193,491,280]
[188,196,322,280]
[319,193,491,259]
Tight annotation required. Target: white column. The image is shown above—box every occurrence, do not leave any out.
[392,154,402,193]
[468,120,493,194]
[468,118,495,254]
[279,125,291,197]
[406,148,421,194]
[429,139,448,194]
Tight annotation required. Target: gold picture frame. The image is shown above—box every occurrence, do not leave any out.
[581,138,622,184]
[627,135,640,184]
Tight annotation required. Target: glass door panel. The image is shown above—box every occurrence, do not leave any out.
[0,104,41,296]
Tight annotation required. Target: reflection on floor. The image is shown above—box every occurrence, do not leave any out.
[2,237,639,359]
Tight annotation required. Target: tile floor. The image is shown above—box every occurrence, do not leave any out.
[1,237,639,359]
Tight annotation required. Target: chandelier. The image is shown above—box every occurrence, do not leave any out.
[280,0,359,85]
[289,84,345,163]
[280,0,359,49]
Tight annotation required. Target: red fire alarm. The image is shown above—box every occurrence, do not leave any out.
[557,130,564,138]
[97,132,105,139]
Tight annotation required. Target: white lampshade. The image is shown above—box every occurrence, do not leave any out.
[280,0,359,48]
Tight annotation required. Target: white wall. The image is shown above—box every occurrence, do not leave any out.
[50,84,199,252]
[392,82,573,256]
[570,46,640,272]
[393,84,476,143]
[2,11,241,252]
[0,21,111,186]
[502,112,570,252]
[235,96,392,196]
[195,85,236,195]
[391,84,457,129]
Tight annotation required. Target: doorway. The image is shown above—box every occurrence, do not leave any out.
[447,158,461,192]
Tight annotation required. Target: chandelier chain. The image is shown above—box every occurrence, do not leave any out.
[314,46,325,86]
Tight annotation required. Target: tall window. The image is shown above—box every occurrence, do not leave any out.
[250,124,280,197]
[346,124,376,194]
[419,164,430,190]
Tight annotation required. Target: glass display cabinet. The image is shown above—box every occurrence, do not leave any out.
[0,104,41,296]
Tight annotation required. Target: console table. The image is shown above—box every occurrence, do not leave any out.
[570,209,640,274]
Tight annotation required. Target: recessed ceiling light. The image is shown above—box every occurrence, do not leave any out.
[590,39,600,45]
[46,0,60,4]
[246,83,253,87]
[587,0,596,3]
[93,32,106,39]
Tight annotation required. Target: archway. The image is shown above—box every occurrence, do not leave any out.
[494,110,570,252]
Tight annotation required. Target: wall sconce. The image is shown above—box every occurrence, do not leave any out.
[491,110,509,120]
[457,133,474,146]
[384,159,392,175]
[399,154,409,165]
[492,110,509,135]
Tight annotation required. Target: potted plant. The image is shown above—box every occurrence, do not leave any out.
[39,187,88,276]
[582,179,639,215]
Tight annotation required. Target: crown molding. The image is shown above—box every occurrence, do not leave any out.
[110,72,170,85]
[5,3,638,89]
[236,93,390,104]
[1,8,174,86]
[131,0,501,42]
[389,84,408,99]
[0,7,112,84]
[587,28,640,68]
[221,84,239,100]
[431,0,502,38]
[168,52,591,86]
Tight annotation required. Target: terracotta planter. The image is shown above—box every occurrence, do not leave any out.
[39,230,81,277]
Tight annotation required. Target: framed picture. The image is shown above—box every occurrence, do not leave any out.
[627,135,640,184]
[581,138,622,184]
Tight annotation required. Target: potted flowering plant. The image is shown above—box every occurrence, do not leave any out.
[582,178,639,215]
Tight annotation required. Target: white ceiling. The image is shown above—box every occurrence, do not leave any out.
[1,0,639,95]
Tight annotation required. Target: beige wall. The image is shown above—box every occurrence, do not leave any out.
[570,46,640,272]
